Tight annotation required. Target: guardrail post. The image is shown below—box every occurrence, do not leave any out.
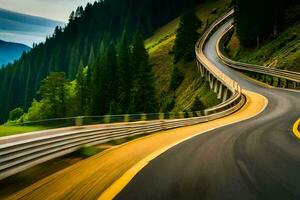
[222,87,228,102]
[197,61,204,77]
[200,64,205,78]
[75,116,83,126]
[214,80,219,94]
[210,75,214,90]
[204,109,209,116]
[205,69,209,80]
[124,114,130,122]
[104,115,111,124]
[293,82,297,89]
[202,66,205,78]
[282,79,287,88]
[218,84,223,99]
[141,113,147,121]
[179,112,185,119]
[159,113,164,120]
[169,112,175,119]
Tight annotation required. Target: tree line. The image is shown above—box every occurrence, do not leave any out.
[0,0,204,123]
[9,31,157,122]
[233,0,298,47]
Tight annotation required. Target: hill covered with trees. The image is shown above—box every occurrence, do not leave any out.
[233,0,298,47]
[0,0,207,123]
[226,0,299,72]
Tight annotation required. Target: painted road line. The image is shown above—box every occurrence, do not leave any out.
[293,118,300,139]
[99,90,268,200]
[8,91,267,200]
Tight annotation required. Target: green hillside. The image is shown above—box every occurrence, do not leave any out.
[227,20,300,72]
[147,0,231,112]
[226,3,300,72]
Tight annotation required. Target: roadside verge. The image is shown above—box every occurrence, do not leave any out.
[8,90,267,200]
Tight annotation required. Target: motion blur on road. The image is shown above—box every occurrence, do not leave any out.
[117,20,300,200]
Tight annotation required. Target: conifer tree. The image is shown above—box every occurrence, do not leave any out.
[75,60,88,115]
[0,0,207,122]
[234,0,287,47]
[88,45,96,67]
[173,8,201,63]
[118,31,131,112]
[129,31,158,113]
[90,43,105,115]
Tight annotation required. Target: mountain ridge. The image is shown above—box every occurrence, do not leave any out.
[0,8,65,46]
[0,39,30,67]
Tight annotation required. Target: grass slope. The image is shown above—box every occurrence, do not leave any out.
[0,125,48,137]
[147,0,231,112]
[227,21,300,72]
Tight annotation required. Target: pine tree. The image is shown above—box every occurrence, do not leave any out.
[129,31,158,113]
[75,60,88,115]
[173,8,201,63]
[90,43,105,115]
[118,30,131,112]
[131,31,148,78]
[0,0,206,123]
[234,0,287,47]
[170,66,184,91]
[88,45,96,67]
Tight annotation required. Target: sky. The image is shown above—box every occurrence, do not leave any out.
[0,0,96,22]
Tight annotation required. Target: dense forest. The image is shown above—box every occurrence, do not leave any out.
[0,0,205,123]
[233,0,299,47]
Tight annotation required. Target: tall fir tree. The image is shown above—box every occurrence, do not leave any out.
[234,0,289,47]
[90,42,106,115]
[173,8,201,63]
[129,31,158,113]
[75,60,88,115]
[117,30,131,112]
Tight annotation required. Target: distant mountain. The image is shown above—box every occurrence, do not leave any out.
[0,40,30,67]
[0,8,65,46]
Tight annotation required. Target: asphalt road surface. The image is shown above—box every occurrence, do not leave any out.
[116,21,300,200]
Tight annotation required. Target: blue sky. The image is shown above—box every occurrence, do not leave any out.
[0,0,96,22]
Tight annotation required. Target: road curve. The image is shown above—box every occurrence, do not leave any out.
[116,21,300,199]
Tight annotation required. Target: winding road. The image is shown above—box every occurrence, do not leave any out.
[116,21,300,199]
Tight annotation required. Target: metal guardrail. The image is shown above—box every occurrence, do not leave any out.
[0,11,246,180]
[217,22,300,88]
[195,9,244,112]
[0,101,245,180]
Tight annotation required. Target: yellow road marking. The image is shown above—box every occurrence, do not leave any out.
[293,118,300,139]
[99,90,268,200]
[8,91,267,200]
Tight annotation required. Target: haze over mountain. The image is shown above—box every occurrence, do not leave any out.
[0,40,30,67]
[0,8,64,46]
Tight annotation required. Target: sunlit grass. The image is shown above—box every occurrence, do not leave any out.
[0,125,47,137]
[147,0,228,112]
[229,19,300,72]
